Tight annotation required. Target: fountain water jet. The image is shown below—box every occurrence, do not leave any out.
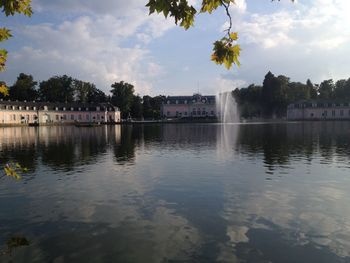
[216,92,239,123]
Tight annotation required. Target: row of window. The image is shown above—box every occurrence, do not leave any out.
[309,109,350,117]
[0,105,112,111]
[293,103,350,109]
[4,114,116,122]
[166,99,210,104]
[166,111,215,116]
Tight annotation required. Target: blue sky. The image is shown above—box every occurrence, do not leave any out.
[1,0,350,96]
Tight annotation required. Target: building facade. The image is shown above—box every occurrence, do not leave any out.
[287,101,350,120]
[0,101,120,125]
[161,94,217,118]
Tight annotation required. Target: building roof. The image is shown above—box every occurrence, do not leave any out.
[163,94,216,105]
[0,100,119,111]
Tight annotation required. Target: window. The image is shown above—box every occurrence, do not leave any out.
[79,115,82,120]
[184,112,187,115]
[56,115,59,120]
[63,115,67,120]
[71,107,74,111]
[86,115,90,120]
[13,114,16,121]
[211,111,214,115]
[55,107,58,111]
[340,110,344,116]
[310,113,314,117]
[71,115,74,120]
[197,111,200,115]
[332,110,335,117]
[324,111,327,116]
[97,114,100,120]
[167,111,170,116]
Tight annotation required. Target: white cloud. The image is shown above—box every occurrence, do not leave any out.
[3,1,175,95]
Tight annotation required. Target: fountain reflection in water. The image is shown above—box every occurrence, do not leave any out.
[216,92,239,123]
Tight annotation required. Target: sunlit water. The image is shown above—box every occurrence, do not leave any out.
[1,123,350,262]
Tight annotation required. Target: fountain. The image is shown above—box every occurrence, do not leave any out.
[216,92,239,123]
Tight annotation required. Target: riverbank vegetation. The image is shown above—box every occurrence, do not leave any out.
[234,72,350,119]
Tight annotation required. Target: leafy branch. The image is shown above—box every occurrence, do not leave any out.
[0,0,33,95]
[146,0,294,70]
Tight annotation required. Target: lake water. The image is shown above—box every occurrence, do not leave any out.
[1,122,350,262]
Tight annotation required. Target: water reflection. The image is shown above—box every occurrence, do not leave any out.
[0,122,350,262]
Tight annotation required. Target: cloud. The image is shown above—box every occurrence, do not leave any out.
[220,0,350,85]
[3,2,175,95]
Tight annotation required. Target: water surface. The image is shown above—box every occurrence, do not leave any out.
[1,122,350,262]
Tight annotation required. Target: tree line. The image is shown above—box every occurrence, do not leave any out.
[1,73,163,120]
[233,71,350,118]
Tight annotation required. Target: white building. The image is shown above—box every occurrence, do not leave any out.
[287,101,350,120]
[0,101,121,125]
[161,94,217,118]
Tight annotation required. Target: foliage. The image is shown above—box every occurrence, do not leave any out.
[3,162,28,180]
[39,75,75,103]
[110,81,135,119]
[146,0,293,70]
[9,73,38,101]
[143,95,164,119]
[0,0,33,95]
[74,80,107,103]
[130,95,143,119]
[1,236,30,256]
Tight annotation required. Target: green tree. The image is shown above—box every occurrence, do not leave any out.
[110,81,135,119]
[306,79,318,99]
[130,95,143,119]
[39,75,74,102]
[262,72,289,117]
[9,73,38,101]
[146,0,293,70]
[318,79,335,99]
[73,80,106,103]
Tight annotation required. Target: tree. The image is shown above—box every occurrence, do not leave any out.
[318,79,335,99]
[130,95,143,119]
[262,72,289,117]
[110,81,135,119]
[9,73,38,101]
[39,75,74,102]
[146,0,293,70]
[306,79,318,99]
[0,0,33,95]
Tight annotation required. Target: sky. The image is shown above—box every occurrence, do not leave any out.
[1,0,350,96]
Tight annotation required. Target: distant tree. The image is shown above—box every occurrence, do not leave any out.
[130,95,143,119]
[142,95,163,119]
[306,79,318,99]
[318,79,335,99]
[110,81,135,119]
[73,80,107,103]
[9,73,38,101]
[262,72,289,117]
[334,79,350,99]
[287,82,310,102]
[86,87,107,103]
[39,75,74,102]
